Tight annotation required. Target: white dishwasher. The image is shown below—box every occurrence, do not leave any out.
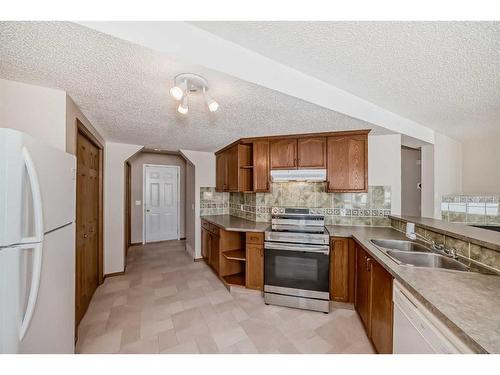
[393,281,473,354]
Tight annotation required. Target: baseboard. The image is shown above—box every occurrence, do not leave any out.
[105,270,126,278]
[194,257,204,262]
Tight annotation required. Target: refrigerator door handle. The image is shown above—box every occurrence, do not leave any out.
[19,242,43,340]
[21,147,44,243]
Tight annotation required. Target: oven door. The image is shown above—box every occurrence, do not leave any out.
[264,242,330,293]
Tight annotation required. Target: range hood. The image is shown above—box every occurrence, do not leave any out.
[270,169,327,182]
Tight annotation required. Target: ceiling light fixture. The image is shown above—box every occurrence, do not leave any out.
[177,94,189,115]
[170,73,219,114]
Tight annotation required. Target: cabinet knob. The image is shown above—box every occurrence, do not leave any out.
[366,257,372,272]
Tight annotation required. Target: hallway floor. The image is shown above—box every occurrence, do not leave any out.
[76,240,374,354]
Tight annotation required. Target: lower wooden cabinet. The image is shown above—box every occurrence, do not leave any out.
[209,232,220,274]
[246,244,264,290]
[354,242,394,354]
[329,237,355,302]
[201,228,210,260]
[370,260,394,354]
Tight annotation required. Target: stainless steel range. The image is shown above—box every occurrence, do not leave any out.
[264,207,330,313]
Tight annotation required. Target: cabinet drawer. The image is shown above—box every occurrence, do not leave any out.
[201,220,211,230]
[246,232,264,245]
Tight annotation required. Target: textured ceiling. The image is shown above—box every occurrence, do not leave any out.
[191,21,500,141]
[0,22,387,152]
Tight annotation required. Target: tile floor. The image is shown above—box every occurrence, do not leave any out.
[76,240,374,354]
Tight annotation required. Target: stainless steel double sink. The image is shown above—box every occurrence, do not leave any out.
[370,239,470,272]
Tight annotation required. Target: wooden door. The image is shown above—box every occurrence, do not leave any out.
[355,244,372,333]
[216,152,226,191]
[330,237,350,302]
[210,234,220,273]
[246,244,264,290]
[370,261,394,354]
[226,145,239,192]
[270,138,297,169]
[327,135,368,192]
[253,140,270,192]
[297,137,326,169]
[75,131,100,327]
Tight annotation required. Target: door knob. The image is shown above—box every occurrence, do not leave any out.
[146,209,150,212]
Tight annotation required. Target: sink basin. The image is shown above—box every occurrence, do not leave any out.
[386,250,470,272]
[371,239,430,253]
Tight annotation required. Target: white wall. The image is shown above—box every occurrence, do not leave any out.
[0,78,67,150]
[462,138,500,195]
[432,132,463,218]
[104,142,142,274]
[180,150,216,259]
[368,134,402,215]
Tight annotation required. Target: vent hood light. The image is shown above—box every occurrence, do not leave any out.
[270,169,327,182]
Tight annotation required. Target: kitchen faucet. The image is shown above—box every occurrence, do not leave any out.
[405,222,457,258]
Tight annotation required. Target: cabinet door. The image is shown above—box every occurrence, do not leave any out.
[253,140,270,192]
[201,228,210,260]
[355,244,372,333]
[210,234,220,274]
[270,138,297,169]
[216,152,227,191]
[330,237,350,302]
[246,244,264,290]
[327,135,368,192]
[370,261,394,354]
[226,145,239,192]
[297,137,326,169]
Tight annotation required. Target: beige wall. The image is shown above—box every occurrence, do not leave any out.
[462,138,500,195]
[65,95,105,155]
[401,147,422,216]
[130,152,187,243]
[104,142,143,274]
[0,78,66,150]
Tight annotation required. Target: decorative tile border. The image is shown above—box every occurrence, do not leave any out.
[201,183,392,226]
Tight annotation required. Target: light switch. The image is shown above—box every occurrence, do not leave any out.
[135,200,141,206]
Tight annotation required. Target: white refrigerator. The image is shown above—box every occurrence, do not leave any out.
[0,128,76,353]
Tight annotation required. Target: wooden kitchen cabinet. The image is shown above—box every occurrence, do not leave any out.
[270,138,297,169]
[245,232,264,290]
[330,237,355,302]
[201,228,210,261]
[354,241,394,354]
[370,260,394,354]
[209,232,220,274]
[216,152,227,192]
[226,145,239,192]
[355,244,372,332]
[327,132,369,192]
[252,140,270,192]
[297,137,326,169]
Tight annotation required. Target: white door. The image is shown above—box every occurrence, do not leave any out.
[144,165,179,243]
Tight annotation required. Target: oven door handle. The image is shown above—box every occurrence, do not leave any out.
[264,242,330,254]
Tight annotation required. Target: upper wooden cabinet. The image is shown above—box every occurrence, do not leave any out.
[215,129,370,193]
[215,152,227,192]
[253,140,270,192]
[270,138,297,169]
[327,132,368,192]
[297,137,326,169]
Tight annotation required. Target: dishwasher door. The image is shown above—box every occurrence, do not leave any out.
[393,281,471,354]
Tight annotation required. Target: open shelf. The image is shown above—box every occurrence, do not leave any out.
[223,272,245,286]
[223,249,246,261]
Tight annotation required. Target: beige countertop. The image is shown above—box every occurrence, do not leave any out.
[326,225,500,354]
[201,215,270,232]
[390,215,500,252]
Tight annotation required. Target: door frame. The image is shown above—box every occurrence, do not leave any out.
[142,164,181,244]
[76,119,104,285]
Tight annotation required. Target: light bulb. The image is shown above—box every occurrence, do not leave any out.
[204,88,219,112]
[208,99,219,112]
[170,85,184,101]
[177,95,189,114]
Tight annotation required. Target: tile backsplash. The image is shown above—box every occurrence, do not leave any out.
[441,195,500,225]
[201,183,392,226]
